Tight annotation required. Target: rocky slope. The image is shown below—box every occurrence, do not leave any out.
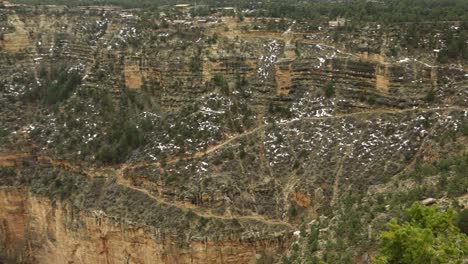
[0,4,467,264]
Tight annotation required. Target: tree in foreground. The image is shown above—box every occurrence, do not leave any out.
[375,203,468,264]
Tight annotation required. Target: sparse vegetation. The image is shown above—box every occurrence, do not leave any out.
[0,1,467,263]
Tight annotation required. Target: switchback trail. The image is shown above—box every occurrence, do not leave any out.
[3,154,295,229]
[2,106,465,231]
[129,105,466,170]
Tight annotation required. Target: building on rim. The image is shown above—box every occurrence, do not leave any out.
[175,4,192,13]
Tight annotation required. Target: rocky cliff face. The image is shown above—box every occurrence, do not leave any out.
[0,188,287,264]
[0,4,467,264]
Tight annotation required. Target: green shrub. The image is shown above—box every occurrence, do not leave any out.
[457,209,468,235]
[375,203,468,264]
[97,116,145,164]
[26,64,82,105]
[425,89,436,102]
[0,128,8,137]
[323,82,335,98]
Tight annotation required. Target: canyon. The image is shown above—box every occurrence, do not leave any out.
[0,3,467,263]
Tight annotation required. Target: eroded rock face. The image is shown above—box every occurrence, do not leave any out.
[0,188,28,262]
[0,188,285,264]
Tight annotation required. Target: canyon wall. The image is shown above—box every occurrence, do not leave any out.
[0,188,283,264]
[0,5,466,264]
